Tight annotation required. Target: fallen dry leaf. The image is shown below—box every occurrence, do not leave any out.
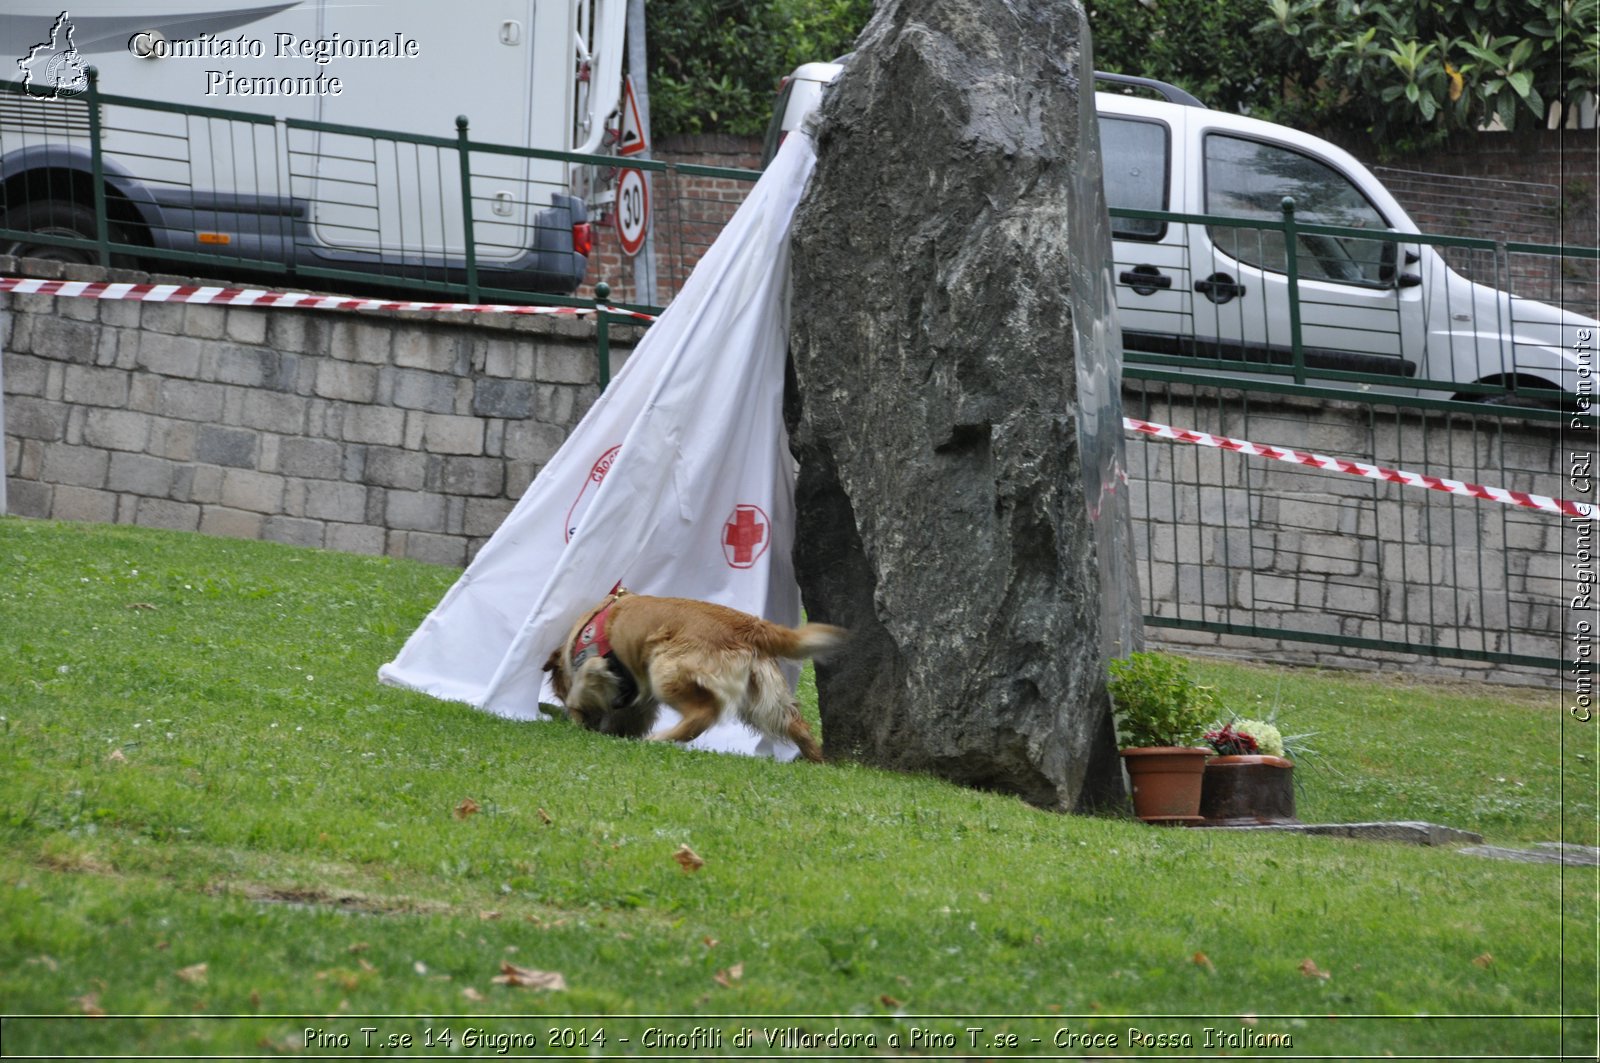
[673,844,705,872]
[76,993,105,1017]
[1472,952,1494,968]
[712,963,744,988]
[1192,951,1216,973]
[879,994,904,1008]
[176,963,208,985]
[702,936,719,949]
[537,807,554,825]
[106,749,127,764]
[1298,958,1331,980]
[316,968,363,992]
[347,942,369,954]
[454,798,480,820]
[478,911,502,921]
[125,602,157,611]
[461,987,486,1003]
[491,962,567,991]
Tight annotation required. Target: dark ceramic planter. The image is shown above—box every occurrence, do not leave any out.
[1120,746,1211,824]
[1198,754,1298,826]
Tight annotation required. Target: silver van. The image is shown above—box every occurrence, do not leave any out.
[766,61,1596,408]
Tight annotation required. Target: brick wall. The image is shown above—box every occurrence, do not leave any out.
[579,134,765,307]
[2,256,639,566]
[1348,127,1597,247]
[575,124,1598,309]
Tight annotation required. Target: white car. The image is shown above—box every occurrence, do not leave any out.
[765,61,1595,408]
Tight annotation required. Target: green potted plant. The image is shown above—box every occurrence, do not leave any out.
[1106,652,1216,824]
[1198,716,1307,826]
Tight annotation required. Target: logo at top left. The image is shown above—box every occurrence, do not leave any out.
[18,11,88,100]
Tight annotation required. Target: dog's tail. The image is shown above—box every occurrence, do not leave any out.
[755,621,848,661]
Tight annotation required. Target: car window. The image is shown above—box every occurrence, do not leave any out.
[1203,133,1390,285]
[1100,116,1168,241]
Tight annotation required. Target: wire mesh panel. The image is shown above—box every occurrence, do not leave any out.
[1124,377,1576,678]
[1373,166,1591,312]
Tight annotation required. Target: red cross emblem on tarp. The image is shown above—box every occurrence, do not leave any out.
[722,504,769,569]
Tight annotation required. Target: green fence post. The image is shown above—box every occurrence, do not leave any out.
[1280,196,1305,385]
[595,281,611,391]
[85,67,109,267]
[455,115,479,301]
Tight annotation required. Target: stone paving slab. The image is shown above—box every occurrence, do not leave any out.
[1458,842,1600,866]
[1199,820,1484,846]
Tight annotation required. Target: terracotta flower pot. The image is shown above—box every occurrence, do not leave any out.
[1120,746,1211,824]
[1199,754,1298,826]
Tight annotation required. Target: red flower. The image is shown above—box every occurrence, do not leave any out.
[1204,723,1259,756]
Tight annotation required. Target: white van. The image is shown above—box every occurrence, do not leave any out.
[766,61,1596,406]
[0,1,629,296]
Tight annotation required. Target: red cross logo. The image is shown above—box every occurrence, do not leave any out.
[722,504,769,569]
[564,444,621,542]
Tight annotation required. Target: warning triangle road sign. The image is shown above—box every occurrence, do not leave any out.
[619,75,647,156]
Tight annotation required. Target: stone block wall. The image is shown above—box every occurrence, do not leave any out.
[1124,382,1577,686]
[1,258,1577,686]
[1,256,638,566]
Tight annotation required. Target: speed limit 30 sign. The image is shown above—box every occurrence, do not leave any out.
[615,168,650,258]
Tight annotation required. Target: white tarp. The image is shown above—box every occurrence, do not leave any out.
[378,133,818,760]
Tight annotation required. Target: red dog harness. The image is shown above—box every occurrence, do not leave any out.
[569,584,636,704]
[571,597,619,665]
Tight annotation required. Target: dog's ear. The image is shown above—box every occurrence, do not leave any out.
[542,648,561,673]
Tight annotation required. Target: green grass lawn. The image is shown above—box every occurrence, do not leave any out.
[0,516,1593,1058]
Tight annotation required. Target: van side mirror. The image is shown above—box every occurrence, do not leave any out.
[1386,243,1422,288]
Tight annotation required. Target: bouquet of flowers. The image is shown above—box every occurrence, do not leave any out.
[1204,718,1286,757]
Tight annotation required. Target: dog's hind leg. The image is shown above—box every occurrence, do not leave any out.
[646,673,725,748]
[743,661,824,763]
[784,711,824,764]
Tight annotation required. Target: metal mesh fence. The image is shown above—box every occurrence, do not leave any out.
[1123,377,1576,678]
[1375,165,1598,317]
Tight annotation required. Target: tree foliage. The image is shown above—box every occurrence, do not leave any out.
[1086,0,1301,116]
[1257,0,1600,149]
[645,0,872,137]
[647,0,1598,147]
[1092,0,1598,151]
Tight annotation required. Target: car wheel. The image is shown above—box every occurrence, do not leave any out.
[1,199,127,265]
[1465,380,1566,413]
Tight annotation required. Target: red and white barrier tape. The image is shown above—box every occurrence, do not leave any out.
[6,275,1584,518]
[1126,417,1593,519]
[0,276,660,322]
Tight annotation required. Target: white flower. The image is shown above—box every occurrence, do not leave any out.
[1234,719,1285,757]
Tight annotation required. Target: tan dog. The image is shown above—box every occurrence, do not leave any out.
[542,590,844,762]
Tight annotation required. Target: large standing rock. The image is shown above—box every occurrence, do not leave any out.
[786,0,1127,810]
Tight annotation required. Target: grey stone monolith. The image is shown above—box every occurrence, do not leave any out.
[786,0,1131,810]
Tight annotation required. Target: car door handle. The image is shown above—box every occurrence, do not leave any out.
[1195,272,1246,305]
[1119,265,1172,295]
